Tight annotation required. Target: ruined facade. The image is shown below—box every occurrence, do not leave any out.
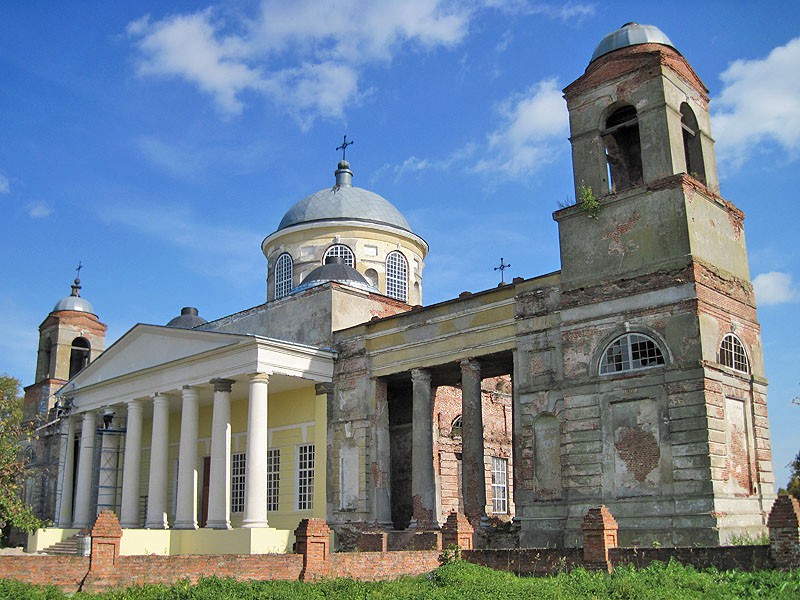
[26,23,773,552]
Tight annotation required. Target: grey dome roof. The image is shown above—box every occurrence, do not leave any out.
[166,307,208,329]
[277,161,411,232]
[591,22,676,63]
[291,261,379,295]
[53,278,95,314]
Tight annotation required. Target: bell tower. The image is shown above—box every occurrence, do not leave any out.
[24,271,106,420]
[552,23,774,545]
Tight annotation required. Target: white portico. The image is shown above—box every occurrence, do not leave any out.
[42,324,333,555]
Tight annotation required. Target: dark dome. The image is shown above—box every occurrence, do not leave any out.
[291,262,379,295]
[166,307,208,329]
[591,22,676,63]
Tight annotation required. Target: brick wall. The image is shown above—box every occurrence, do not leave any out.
[464,548,582,575]
[0,556,89,592]
[609,546,772,571]
[330,551,440,580]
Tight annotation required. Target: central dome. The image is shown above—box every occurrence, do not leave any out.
[277,160,411,232]
[590,22,676,63]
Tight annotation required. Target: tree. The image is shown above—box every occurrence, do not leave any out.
[0,374,43,538]
[786,450,800,500]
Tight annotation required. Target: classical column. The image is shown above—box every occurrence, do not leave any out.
[411,368,438,529]
[174,386,200,529]
[206,378,234,529]
[56,415,76,527]
[145,394,170,529]
[72,411,97,528]
[373,378,393,526]
[461,358,487,524]
[96,411,121,512]
[242,373,270,528]
[120,399,144,528]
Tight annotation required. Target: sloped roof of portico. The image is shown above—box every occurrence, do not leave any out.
[59,323,336,414]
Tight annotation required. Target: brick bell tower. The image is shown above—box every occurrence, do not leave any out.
[553,23,774,545]
[23,271,107,421]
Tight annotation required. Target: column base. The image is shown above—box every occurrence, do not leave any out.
[173,520,199,530]
[145,522,170,530]
[241,520,270,528]
[204,520,232,530]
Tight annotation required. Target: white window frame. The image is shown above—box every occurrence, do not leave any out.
[491,457,508,514]
[386,251,408,302]
[323,244,354,267]
[599,332,665,375]
[296,444,315,511]
[267,448,280,512]
[231,452,246,514]
[720,333,750,373]
[274,253,293,299]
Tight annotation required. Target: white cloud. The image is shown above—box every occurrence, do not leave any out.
[482,1,595,21]
[753,271,797,305]
[127,1,470,124]
[712,37,800,169]
[476,77,568,178]
[27,201,52,219]
[0,174,9,194]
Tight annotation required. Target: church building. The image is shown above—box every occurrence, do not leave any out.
[25,23,774,554]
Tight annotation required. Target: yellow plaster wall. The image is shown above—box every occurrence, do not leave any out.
[27,528,81,552]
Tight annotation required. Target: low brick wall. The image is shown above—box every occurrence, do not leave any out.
[610,545,773,571]
[0,556,89,592]
[464,548,582,575]
[330,550,440,580]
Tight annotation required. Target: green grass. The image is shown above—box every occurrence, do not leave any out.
[1,561,799,599]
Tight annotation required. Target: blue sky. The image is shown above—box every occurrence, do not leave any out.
[1,2,798,489]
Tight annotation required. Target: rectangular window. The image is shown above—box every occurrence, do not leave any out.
[491,457,508,514]
[297,444,315,511]
[267,448,280,512]
[231,452,246,513]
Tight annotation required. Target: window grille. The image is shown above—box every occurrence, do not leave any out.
[267,448,280,512]
[491,457,508,514]
[231,453,246,513]
[274,253,293,299]
[599,333,665,375]
[720,334,749,373]
[297,444,315,511]
[386,251,408,302]
[324,244,354,267]
[450,415,462,438]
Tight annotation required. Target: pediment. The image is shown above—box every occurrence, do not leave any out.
[68,324,248,388]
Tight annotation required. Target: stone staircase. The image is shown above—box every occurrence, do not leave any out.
[42,533,86,556]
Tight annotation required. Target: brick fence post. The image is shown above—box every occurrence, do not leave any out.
[295,518,332,581]
[441,511,474,551]
[581,506,618,572]
[767,495,800,569]
[89,510,122,574]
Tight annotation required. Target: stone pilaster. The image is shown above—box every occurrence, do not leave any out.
[119,399,144,528]
[242,373,270,528]
[145,393,170,529]
[174,386,200,529]
[206,378,234,529]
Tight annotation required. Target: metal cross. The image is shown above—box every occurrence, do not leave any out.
[75,261,83,280]
[494,257,511,284]
[336,135,354,161]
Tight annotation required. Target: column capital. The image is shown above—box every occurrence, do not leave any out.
[411,368,431,384]
[460,358,481,375]
[249,372,270,384]
[182,385,200,399]
[211,378,235,393]
[150,393,170,407]
[315,382,334,396]
[126,398,145,411]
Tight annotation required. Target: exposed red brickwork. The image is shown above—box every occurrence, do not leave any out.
[767,495,800,569]
[89,510,122,573]
[0,556,89,592]
[294,518,332,581]
[581,506,618,572]
[614,426,660,482]
[357,531,388,552]
[441,511,474,550]
[465,548,582,575]
[330,550,440,580]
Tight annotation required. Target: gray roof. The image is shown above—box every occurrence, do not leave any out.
[591,22,676,63]
[166,307,208,329]
[291,262,379,295]
[277,161,411,232]
[53,295,95,314]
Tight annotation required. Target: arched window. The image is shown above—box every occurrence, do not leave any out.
[450,415,462,438]
[599,333,665,375]
[274,253,293,300]
[680,103,706,185]
[386,251,408,302]
[324,244,354,267]
[720,334,749,373]
[602,105,643,192]
[42,337,52,379]
[68,337,91,378]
